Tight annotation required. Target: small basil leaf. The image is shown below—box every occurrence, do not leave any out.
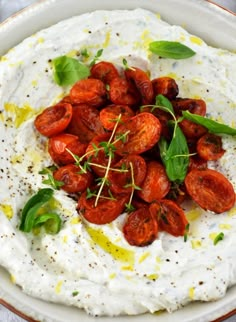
[162,125,189,183]
[33,213,62,234]
[20,188,54,230]
[214,232,224,245]
[149,41,196,59]
[155,94,175,114]
[158,136,169,163]
[182,111,236,135]
[52,56,90,86]
[21,201,48,232]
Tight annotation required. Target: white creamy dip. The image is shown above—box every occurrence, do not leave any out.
[0,8,236,317]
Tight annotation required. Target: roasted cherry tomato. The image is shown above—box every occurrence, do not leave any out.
[48,133,87,165]
[123,207,158,246]
[140,106,171,140]
[152,77,179,100]
[172,98,207,139]
[66,104,105,143]
[137,161,171,202]
[125,67,154,105]
[34,103,72,137]
[85,133,120,177]
[78,188,128,225]
[185,169,235,213]
[109,77,140,106]
[90,61,119,84]
[172,98,206,116]
[99,104,134,131]
[53,164,92,193]
[114,113,162,155]
[188,155,208,171]
[108,155,147,194]
[70,78,107,108]
[196,133,225,161]
[149,200,188,237]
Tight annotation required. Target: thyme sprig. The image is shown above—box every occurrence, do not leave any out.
[125,162,142,212]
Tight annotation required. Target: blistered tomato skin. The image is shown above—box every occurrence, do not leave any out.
[152,77,179,100]
[125,67,154,105]
[90,61,119,84]
[78,189,129,225]
[66,104,105,143]
[150,200,188,237]
[137,161,171,202]
[196,133,225,161]
[114,113,162,156]
[123,207,158,247]
[48,133,87,165]
[99,104,134,131]
[108,154,147,194]
[185,169,235,213]
[70,78,107,107]
[53,164,92,193]
[109,77,140,106]
[34,103,73,137]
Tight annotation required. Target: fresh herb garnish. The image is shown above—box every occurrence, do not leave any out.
[39,166,64,189]
[149,95,190,183]
[52,55,90,86]
[19,188,61,234]
[182,111,236,135]
[149,41,196,59]
[89,49,103,67]
[184,223,190,242]
[214,232,224,245]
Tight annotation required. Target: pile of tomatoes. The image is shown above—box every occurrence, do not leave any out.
[34,61,235,247]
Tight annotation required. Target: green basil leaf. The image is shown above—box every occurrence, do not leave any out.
[155,94,175,114]
[214,232,224,245]
[52,56,90,86]
[33,213,62,234]
[21,201,47,232]
[182,111,236,135]
[160,125,189,183]
[20,188,54,230]
[149,41,196,59]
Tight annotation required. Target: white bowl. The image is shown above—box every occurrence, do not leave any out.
[0,0,236,321]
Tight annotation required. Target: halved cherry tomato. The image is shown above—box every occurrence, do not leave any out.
[66,104,105,143]
[125,67,154,105]
[70,78,107,108]
[152,77,179,100]
[48,133,87,165]
[149,200,188,237]
[196,133,225,161]
[34,103,72,137]
[123,207,158,246]
[172,98,207,139]
[109,77,140,106]
[108,155,147,194]
[140,106,171,140]
[99,104,134,131]
[188,155,208,171]
[185,169,235,213]
[137,161,171,202]
[114,112,162,155]
[172,98,206,116]
[90,61,119,84]
[53,164,92,193]
[85,133,120,177]
[78,188,128,225]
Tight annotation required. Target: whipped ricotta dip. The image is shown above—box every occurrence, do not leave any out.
[0,8,236,317]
